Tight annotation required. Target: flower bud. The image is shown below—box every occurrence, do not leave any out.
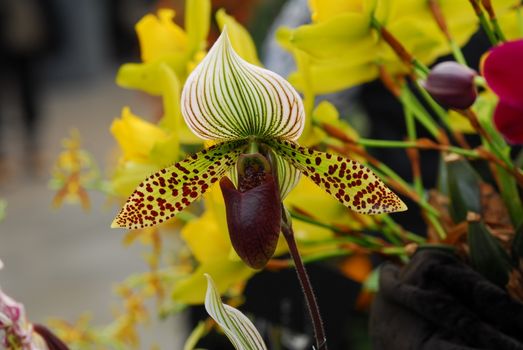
[423,61,478,109]
[220,153,281,269]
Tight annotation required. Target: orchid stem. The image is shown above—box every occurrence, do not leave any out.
[450,39,468,65]
[468,0,498,44]
[282,209,328,350]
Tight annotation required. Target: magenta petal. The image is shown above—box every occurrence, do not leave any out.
[220,176,282,269]
[493,100,523,144]
[483,39,523,107]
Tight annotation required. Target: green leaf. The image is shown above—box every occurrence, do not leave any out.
[112,140,246,229]
[446,156,482,223]
[265,138,407,214]
[181,30,305,141]
[204,274,267,350]
[468,220,512,287]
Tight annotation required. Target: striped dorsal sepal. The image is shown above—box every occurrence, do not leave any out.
[181,30,305,142]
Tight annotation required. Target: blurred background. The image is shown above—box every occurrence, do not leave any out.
[0,0,288,348]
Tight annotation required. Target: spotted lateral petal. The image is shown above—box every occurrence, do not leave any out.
[112,140,246,229]
[265,139,407,214]
[181,30,305,141]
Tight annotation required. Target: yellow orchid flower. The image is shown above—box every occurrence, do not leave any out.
[110,107,180,196]
[499,7,523,40]
[279,0,520,95]
[118,0,210,91]
[111,107,177,163]
[136,9,189,63]
[309,0,364,22]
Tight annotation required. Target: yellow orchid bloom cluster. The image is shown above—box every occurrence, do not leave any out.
[278,0,519,97]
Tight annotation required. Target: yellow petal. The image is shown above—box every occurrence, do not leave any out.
[116,54,190,96]
[309,0,363,22]
[111,161,160,197]
[157,64,201,144]
[110,107,171,162]
[185,0,211,55]
[382,17,446,68]
[288,61,379,94]
[180,192,231,263]
[136,9,188,63]
[499,9,523,40]
[285,177,346,223]
[116,62,165,95]
[171,259,254,305]
[289,13,375,59]
[216,9,262,66]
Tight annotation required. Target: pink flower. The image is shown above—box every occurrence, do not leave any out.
[483,39,523,144]
[0,288,69,350]
[0,289,34,349]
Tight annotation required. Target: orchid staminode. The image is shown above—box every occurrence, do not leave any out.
[112,30,406,268]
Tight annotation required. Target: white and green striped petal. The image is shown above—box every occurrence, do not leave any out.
[204,274,267,350]
[112,140,247,229]
[181,30,305,142]
[270,150,301,199]
[265,138,408,214]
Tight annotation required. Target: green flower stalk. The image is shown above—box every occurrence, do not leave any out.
[112,30,407,268]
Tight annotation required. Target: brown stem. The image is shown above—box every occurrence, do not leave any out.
[461,108,492,142]
[406,146,422,183]
[469,0,483,15]
[379,26,413,66]
[379,65,402,97]
[476,147,523,187]
[428,0,451,39]
[281,213,328,350]
[481,0,496,19]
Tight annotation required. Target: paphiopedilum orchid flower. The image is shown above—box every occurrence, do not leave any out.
[483,39,523,144]
[112,30,407,268]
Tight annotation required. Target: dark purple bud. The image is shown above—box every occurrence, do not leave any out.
[423,61,478,109]
[33,324,70,350]
[220,153,281,269]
